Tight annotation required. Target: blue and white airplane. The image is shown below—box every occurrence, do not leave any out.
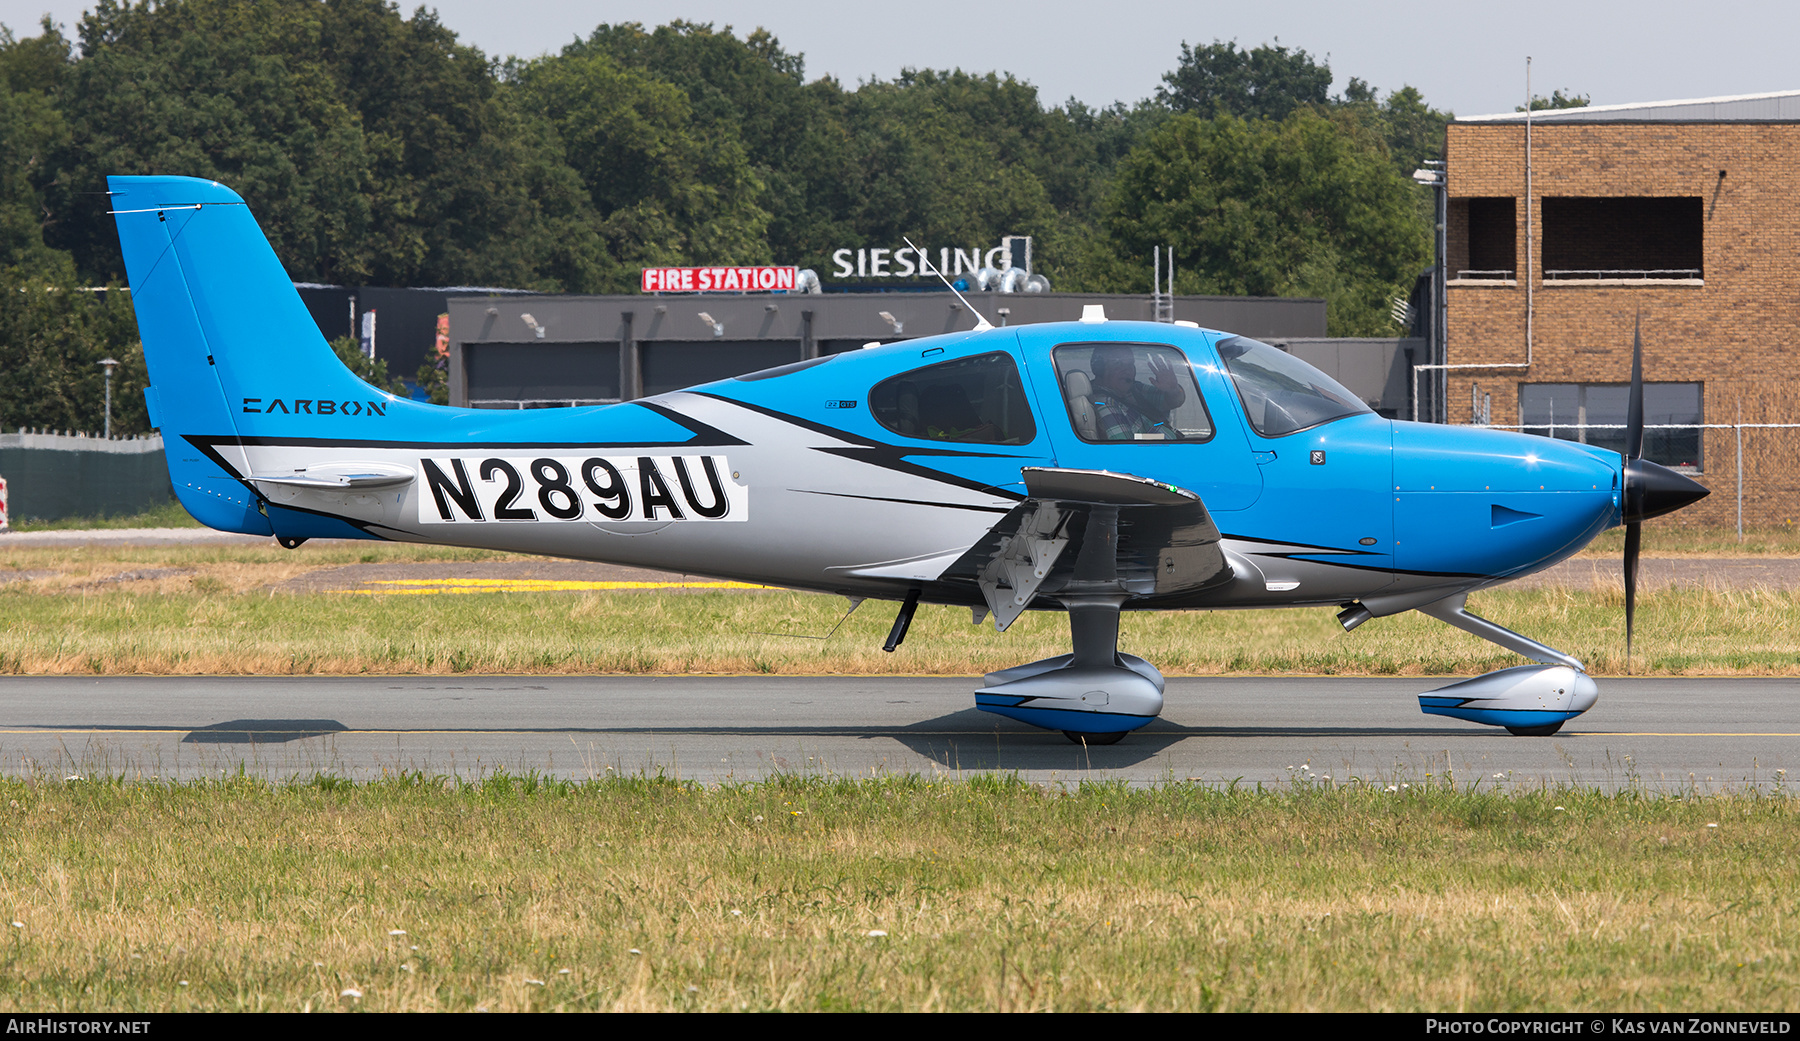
[109,175,1708,743]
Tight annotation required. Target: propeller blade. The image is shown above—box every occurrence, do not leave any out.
[1626,317,1645,462]
[1623,521,1640,662]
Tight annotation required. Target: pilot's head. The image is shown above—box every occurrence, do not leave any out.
[1091,346,1136,387]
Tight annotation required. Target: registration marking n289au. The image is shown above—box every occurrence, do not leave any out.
[417,454,746,524]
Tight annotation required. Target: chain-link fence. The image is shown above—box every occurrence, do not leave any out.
[1465,422,1800,534]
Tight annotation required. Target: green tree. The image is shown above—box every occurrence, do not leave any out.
[832,71,1060,262]
[1519,89,1590,112]
[1158,40,1332,122]
[0,21,149,437]
[0,21,71,273]
[44,0,605,290]
[1107,110,1430,335]
[0,257,146,436]
[1338,79,1453,177]
[327,335,404,396]
[510,41,770,279]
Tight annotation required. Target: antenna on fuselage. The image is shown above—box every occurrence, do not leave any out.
[905,236,994,332]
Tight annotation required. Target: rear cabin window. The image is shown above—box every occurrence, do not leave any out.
[869,352,1037,445]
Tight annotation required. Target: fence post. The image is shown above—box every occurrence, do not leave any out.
[1736,423,1744,542]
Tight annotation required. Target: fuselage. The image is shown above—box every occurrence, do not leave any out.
[223,320,1623,617]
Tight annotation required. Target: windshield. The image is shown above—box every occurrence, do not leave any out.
[1215,336,1371,436]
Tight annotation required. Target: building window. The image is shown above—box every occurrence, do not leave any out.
[1541,197,1703,281]
[1449,197,1515,279]
[1519,382,1703,470]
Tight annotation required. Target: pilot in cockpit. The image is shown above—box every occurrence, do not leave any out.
[1090,344,1186,440]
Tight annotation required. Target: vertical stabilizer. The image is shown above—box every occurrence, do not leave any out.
[109,175,405,534]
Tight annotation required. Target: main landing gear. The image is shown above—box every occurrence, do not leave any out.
[974,596,1164,743]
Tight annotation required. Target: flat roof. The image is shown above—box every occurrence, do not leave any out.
[1457,89,1800,124]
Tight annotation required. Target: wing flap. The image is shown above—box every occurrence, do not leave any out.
[941,467,1230,630]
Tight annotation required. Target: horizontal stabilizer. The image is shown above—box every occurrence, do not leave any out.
[248,463,416,491]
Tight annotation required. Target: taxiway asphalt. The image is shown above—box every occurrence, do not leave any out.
[0,675,1794,789]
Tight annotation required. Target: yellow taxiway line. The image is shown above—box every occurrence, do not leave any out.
[337,578,771,594]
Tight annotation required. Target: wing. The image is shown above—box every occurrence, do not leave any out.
[938,467,1231,630]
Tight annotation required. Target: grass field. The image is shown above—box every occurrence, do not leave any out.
[0,774,1795,1012]
[2,528,1796,1012]
[1580,523,1800,558]
[2,538,1797,677]
[5,499,199,531]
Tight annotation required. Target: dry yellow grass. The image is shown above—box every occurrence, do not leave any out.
[3,539,1797,677]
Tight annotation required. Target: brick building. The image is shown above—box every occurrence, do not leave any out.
[1442,91,1800,527]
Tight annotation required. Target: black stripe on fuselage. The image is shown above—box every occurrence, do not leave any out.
[687,392,1031,501]
[1221,532,1487,580]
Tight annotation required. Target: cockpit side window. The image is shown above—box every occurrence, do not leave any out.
[1052,343,1213,443]
[870,352,1037,445]
[1215,336,1371,437]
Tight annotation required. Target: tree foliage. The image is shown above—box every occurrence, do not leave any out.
[0,4,1458,432]
[1107,110,1431,335]
[1519,90,1591,112]
[45,0,606,291]
[1158,40,1332,123]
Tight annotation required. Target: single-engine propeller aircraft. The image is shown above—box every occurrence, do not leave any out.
[110,175,1710,743]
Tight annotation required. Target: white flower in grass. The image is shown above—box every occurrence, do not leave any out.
[340,988,362,999]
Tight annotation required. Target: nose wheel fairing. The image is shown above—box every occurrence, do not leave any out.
[1417,663,1599,731]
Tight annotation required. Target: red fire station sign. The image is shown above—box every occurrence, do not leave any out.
[641,266,799,293]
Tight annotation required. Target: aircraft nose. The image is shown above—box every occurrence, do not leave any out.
[1623,457,1709,524]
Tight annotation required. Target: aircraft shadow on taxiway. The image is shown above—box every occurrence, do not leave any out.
[11,719,353,745]
[881,709,1536,770]
[17,711,1492,770]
